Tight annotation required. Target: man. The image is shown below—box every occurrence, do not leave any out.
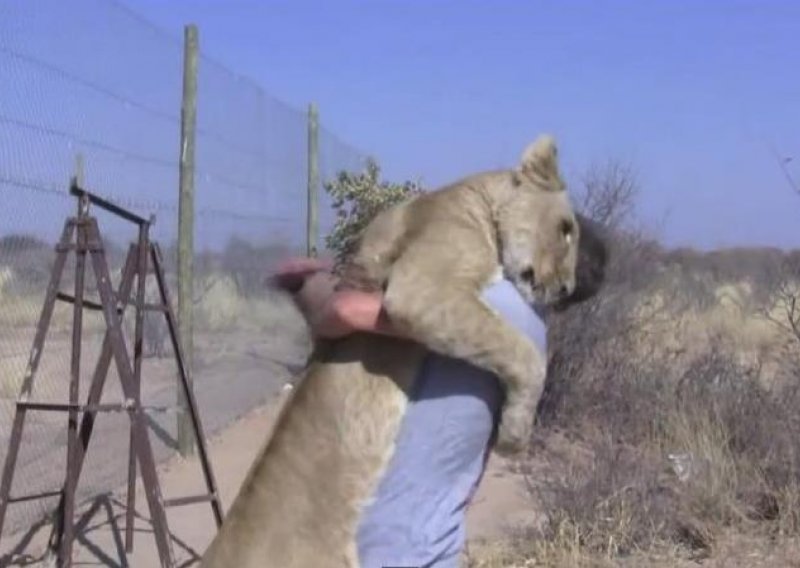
[272,214,607,567]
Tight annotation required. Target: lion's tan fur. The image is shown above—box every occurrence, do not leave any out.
[347,134,579,454]
[201,335,426,567]
[200,135,579,567]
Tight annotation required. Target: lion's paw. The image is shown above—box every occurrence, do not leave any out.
[494,406,532,457]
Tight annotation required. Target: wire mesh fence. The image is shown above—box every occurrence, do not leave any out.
[0,0,367,542]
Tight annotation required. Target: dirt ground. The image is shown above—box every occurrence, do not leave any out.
[0,385,535,567]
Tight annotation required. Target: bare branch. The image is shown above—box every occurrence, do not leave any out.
[579,159,639,231]
[758,259,800,345]
[766,141,799,197]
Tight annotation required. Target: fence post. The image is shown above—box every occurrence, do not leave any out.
[177,24,198,457]
[306,102,319,257]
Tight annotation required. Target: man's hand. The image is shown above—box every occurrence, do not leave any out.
[268,257,400,340]
[267,257,334,293]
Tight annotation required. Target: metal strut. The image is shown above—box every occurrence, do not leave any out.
[0,180,223,567]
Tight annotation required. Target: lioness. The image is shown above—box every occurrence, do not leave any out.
[343,134,577,454]
[200,135,580,567]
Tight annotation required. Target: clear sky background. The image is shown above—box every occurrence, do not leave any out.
[121,0,798,250]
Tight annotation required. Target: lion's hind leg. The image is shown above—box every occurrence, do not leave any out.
[340,202,412,292]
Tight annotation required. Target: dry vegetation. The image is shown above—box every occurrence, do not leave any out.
[468,160,800,566]
[0,232,304,397]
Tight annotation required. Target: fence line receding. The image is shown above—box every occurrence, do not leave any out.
[0,0,368,542]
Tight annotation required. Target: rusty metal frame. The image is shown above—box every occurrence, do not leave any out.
[0,181,223,567]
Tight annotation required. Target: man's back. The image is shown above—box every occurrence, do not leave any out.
[357,279,547,567]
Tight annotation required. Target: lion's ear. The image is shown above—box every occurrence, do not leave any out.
[517,134,565,192]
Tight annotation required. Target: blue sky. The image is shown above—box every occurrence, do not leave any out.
[2,1,797,251]
[120,0,800,251]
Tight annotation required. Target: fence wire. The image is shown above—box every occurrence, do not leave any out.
[0,0,368,546]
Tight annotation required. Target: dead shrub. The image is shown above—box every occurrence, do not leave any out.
[526,342,800,562]
[534,436,675,555]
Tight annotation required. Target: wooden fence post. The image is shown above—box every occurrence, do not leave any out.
[177,24,198,457]
[306,102,319,257]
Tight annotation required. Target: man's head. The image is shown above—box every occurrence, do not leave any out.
[551,212,609,310]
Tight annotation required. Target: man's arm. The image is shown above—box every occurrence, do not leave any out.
[269,257,400,339]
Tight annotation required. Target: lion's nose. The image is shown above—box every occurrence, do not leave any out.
[559,284,570,298]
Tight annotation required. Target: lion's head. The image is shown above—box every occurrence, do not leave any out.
[497,134,580,306]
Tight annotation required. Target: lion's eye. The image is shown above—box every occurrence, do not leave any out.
[520,267,535,283]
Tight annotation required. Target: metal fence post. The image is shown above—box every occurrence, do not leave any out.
[306,102,319,257]
[177,24,198,457]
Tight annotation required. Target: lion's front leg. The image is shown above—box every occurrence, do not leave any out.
[383,276,546,456]
[336,257,385,293]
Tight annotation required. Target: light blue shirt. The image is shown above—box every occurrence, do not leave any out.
[356,279,547,567]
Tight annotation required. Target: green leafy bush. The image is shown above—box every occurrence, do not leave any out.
[323,158,423,264]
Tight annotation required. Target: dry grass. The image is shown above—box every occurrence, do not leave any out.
[0,265,303,340]
[0,263,307,398]
[194,273,248,331]
[193,271,307,337]
[591,357,788,537]
[496,236,800,566]
[479,362,800,564]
